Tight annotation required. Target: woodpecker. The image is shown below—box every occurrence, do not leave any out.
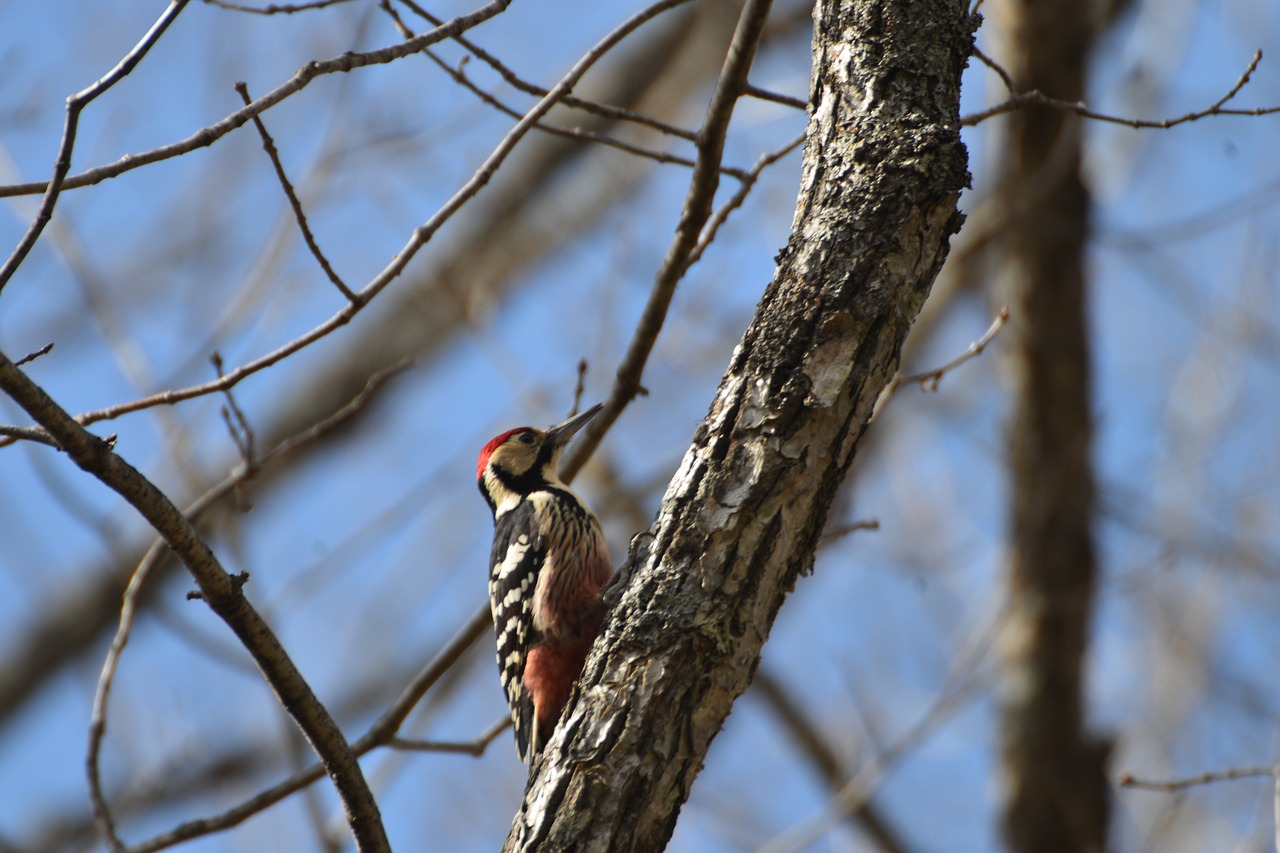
[477,404,612,761]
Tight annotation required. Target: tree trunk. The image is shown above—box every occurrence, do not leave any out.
[503,1,974,848]
[992,0,1111,850]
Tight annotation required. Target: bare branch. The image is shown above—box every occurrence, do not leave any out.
[901,305,1009,390]
[14,341,54,366]
[0,352,391,853]
[972,43,1016,92]
[379,1,742,179]
[76,329,378,849]
[963,47,1280,128]
[0,0,689,452]
[1118,766,1277,792]
[561,0,775,481]
[211,352,256,491]
[0,0,516,200]
[203,0,355,14]
[87,535,167,853]
[127,603,490,853]
[0,424,60,447]
[819,519,880,542]
[388,718,512,755]
[235,81,358,303]
[90,357,414,844]
[394,0,701,142]
[571,359,589,415]
[869,306,1009,424]
[0,0,191,294]
[743,83,806,110]
[685,133,805,269]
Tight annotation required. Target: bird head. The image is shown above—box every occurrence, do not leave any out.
[476,404,602,515]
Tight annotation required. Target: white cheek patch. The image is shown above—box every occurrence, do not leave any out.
[486,468,525,518]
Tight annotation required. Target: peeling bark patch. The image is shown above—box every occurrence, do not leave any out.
[805,333,859,408]
[713,440,764,508]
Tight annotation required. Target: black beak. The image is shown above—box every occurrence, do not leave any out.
[545,403,603,448]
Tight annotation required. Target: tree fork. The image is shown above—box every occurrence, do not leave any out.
[505,1,974,849]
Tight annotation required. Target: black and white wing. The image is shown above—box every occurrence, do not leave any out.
[488,499,545,761]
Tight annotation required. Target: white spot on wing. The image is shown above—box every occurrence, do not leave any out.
[495,538,530,580]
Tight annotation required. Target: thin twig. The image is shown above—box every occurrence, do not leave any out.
[87,534,166,852]
[0,0,191,294]
[14,341,54,366]
[561,0,775,481]
[0,0,689,451]
[819,519,880,543]
[0,0,515,200]
[743,83,806,110]
[379,2,745,179]
[394,0,701,142]
[1118,766,1277,792]
[211,351,256,510]
[235,82,358,302]
[219,406,251,469]
[901,305,1009,391]
[868,307,1009,425]
[388,718,511,755]
[211,353,255,469]
[963,48,1280,128]
[84,360,411,853]
[572,359,589,415]
[972,44,1015,92]
[0,341,62,445]
[685,133,804,269]
[0,424,61,447]
[203,0,354,13]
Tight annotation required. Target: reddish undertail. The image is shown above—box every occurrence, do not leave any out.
[522,566,609,754]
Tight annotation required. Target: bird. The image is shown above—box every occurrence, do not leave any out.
[476,403,613,761]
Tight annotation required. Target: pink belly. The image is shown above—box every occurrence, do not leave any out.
[524,638,593,728]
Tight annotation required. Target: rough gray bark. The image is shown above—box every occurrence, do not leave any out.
[503,1,974,849]
[991,0,1110,850]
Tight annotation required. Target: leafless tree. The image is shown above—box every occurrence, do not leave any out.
[2,0,1279,851]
